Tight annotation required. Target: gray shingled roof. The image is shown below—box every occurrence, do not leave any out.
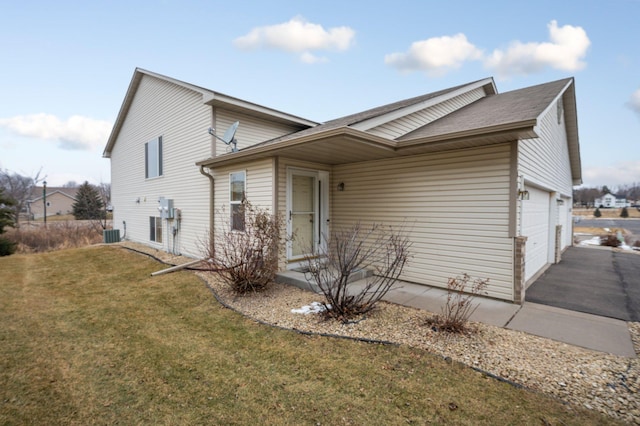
[249,79,490,149]
[399,78,572,142]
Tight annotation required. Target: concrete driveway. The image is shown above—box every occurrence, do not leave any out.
[526,246,640,322]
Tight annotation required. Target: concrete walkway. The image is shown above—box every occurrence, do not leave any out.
[373,280,636,358]
[277,270,637,357]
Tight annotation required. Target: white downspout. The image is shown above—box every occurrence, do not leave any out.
[199,165,215,256]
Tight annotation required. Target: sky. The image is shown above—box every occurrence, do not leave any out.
[1,0,639,189]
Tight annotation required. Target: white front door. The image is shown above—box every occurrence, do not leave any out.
[287,168,329,263]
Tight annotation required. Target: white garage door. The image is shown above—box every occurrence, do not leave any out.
[558,199,571,250]
[522,186,550,282]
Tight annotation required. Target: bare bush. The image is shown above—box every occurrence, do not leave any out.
[304,222,411,323]
[205,202,286,294]
[426,274,489,333]
[600,234,622,247]
[6,221,103,253]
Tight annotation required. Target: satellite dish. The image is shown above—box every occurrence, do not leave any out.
[208,121,239,152]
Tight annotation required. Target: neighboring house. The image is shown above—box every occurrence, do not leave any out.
[27,187,78,219]
[104,68,582,303]
[594,193,630,208]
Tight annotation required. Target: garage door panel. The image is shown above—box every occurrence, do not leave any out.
[522,186,550,281]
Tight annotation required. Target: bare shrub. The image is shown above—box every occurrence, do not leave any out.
[6,221,103,253]
[600,234,621,247]
[205,202,286,294]
[304,222,411,323]
[426,274,489,333]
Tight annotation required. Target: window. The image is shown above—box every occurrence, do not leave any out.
[229,171,246,231]
[145,136,163,178]
[149,216,162,243]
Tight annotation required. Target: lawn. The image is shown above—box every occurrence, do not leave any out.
[0,246,619,425]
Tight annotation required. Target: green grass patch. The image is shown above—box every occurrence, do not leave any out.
[0,246,620,425]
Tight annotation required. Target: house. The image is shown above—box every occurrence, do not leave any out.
[594,193,630,208]
[27,187,78,219]
[104,68,581,303]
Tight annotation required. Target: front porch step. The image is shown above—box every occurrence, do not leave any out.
[275,268,373,293]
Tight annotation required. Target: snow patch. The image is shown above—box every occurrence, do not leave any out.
[579,236,602,246]
[291,302,330,314]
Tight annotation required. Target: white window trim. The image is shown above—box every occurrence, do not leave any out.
[150,216,162,243]
[229,170,246,231]
[145,136,163,179]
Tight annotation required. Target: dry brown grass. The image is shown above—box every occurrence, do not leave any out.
[574,207,640,218]
[574,226,627,235]
[0,246,619,425]
[5,221,103,253]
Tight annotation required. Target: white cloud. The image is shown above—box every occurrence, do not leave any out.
[234,16,355,62]
[583,161,640,187]
[485,20,590,78]
[628,88,640,117]
[384,34,483,76]
[0,114,112,151]
[385,21,590,78]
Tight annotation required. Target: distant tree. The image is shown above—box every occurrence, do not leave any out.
[573,186,602,207]
[0,188,17,256]
[0,168,44,227]
[95,182,111,230]
[62,180,79,188]
[620,207,629,218]
[72,181,105,220]
[0,188,16,234]
[594,207,602,218]
[601,185,611,195]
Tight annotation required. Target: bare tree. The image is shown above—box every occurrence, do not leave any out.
[93,182,111,230]
[0,168,44,227]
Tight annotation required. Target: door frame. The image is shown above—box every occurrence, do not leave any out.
[286,167,329,265]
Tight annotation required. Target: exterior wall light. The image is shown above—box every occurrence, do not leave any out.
[518,190,530,200]
[337,182,345,191]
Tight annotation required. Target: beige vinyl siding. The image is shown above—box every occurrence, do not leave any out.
[211,158,275,229]
[518,102,573,196]
[331,143,514,300]
[215,109,307,154]
[110,74,212,257]
[368,87,486,139]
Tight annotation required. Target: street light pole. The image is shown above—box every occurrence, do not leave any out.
[43,180,47,228]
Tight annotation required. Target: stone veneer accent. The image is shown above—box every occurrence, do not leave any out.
[513,236,527,304]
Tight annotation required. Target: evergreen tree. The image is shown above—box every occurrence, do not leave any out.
[594,207,602,218]
[0,188,17,256]
[72,181,105,220]
[620,207,629,218]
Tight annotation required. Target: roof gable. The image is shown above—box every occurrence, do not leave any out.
[246,78,497,149]
[349,78,496,132]
[398,78,572,142]
[103,68,317,158]
[28,187,77,202]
